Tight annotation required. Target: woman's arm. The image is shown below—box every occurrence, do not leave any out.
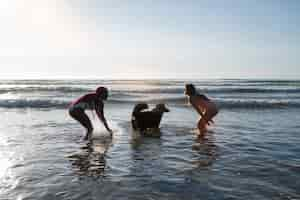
[190,97,211,125]
[95,101,113,134]
[189,97,205,117]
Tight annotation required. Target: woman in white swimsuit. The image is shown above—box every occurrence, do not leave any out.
[69,87,113,139]
[185,84,219,136]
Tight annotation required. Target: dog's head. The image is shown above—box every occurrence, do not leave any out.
[152,104,170,113]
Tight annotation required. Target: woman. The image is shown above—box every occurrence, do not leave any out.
[69,86,113,139]
[185,84,218,136]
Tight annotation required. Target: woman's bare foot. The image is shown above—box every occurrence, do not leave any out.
[84,129,93,140]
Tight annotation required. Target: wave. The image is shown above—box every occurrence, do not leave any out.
[109,98,300,109]
[1,84,300,95]
[108,96,186,105]
[0,86,184,95]
[216,100,299,109]
[0,86,91,94]
[112,87,300,94]
[0,99,69,109]
[0,97,299,109]
[207,88,300,94]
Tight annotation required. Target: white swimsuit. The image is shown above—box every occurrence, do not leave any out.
[69,101,95,112]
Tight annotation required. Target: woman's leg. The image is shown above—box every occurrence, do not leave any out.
[205,109,218,124]
[69,108,93,139]
[197,109,218,137]
[197,118,207,136]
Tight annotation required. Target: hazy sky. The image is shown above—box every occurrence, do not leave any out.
[0,0,299,79]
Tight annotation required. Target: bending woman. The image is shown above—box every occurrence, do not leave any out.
[185,84,218,136]
[69,87,113,139]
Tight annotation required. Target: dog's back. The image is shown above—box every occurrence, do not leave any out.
[131,103,169,131]
[133,111,163,130]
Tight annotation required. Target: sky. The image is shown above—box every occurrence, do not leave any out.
[0,0,299,79]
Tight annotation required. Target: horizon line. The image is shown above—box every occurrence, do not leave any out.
[0,77,299,81]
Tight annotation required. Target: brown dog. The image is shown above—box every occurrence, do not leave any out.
[131,103,170,132]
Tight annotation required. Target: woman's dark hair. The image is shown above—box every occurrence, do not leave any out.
[185,84,210,101]
[96,87,108,94]
[96,86,108,99]
[185,84,196,96]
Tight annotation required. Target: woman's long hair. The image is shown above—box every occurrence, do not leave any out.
[185,84,196,96]
[185,84,210,101]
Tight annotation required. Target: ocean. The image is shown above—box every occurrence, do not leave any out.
[0,79,299,200]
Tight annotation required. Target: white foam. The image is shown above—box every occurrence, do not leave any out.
[90,115,120,139]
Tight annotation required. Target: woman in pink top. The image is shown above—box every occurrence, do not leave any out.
[185,84,218,136]
[69,87,113,140]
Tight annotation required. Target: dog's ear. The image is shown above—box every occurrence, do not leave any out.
[141,103,149,110]
[162,104,170,112]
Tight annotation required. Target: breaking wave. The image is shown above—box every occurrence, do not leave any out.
[0,98,299,109]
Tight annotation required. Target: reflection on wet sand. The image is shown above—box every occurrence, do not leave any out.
[68,137,112,177]
[191,133,218,168]
[130,128,162,149]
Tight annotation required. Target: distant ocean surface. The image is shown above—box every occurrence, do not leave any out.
[0,79,300,109]
[0,79,299,200]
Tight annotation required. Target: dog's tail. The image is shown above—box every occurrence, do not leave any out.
[132,103,149,115]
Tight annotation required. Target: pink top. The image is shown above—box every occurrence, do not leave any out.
[69,93,98,110]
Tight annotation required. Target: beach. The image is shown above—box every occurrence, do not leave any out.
[0,79,299,199]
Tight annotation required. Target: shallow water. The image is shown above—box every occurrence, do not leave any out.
[0,80,300,199]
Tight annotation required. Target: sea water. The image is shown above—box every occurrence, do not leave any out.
[0,79,299,199]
